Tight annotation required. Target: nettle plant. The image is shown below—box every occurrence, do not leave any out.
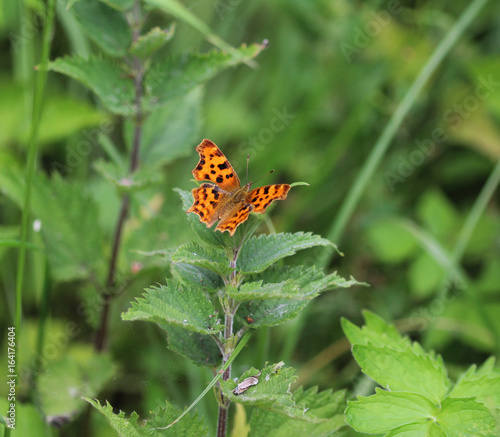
[86,187,361,435]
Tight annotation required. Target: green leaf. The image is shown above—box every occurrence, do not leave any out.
[144,43,265,110]
[171,262,224,292]
[227,280,299,302]
[122,281,223,335]
[408,252,446,298]
[85,398,209,436]
[437,397,497,436]
[144,0,252,61]
[417,189,459,240]
[67,0,132,56]
[48,56,135,115]
[352,343,449,404]
[38,353,116,424]
[237,298,310,328]
[248,387,347,437]
[345,389,438,434]
[124,88,202,168]
[365,217,419,263]
[130,25,175,58]
[176,188,232,248]
[171,242,232,276]
[449,357,500,406]
[160,325,221,367]
[341,310,407,350]
[221,364,307,420]
[237,232,334,274]
[93,159,163,193]
[31,174,104,281]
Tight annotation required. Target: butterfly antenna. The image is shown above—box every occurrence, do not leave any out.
[246,154,250,185]
[249,169,275,187]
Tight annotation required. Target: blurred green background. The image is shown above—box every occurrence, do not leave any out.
[1,0,500,435]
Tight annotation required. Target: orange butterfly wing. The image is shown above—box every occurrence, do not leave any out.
[191,139,240,191]
[246,184,291,213]
[216,203,254,236]
[186,183,228,227]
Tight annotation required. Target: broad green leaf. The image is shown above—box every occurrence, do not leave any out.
[221,364,306,420]
[93,159,163,193]
[345,389,438,434]
[0,79,104,146]
[160,325,221,367]
[341,310,405,349]
[85,398,209,436]
[130,25,175,58]
[31,174,104,281]
[48,56,135,115]
[67,0,132,56]
[122,281,223,335]
[227,280,299,302]
[365,218,419,263]
[237,298,310,328]
[38,353,116,424]
[171,262,223,292]
[385,421,437,437]
[437,397,497,436]
[176,188,232,248]
[144,43,265,110]
[237,232,334,274]
[416,189,459,240]
[352,344,449,404]
[124,88,202,168]
[171,242,232,276]
[449,357,500,406]
[249,387,346,437]
[408,252,445,298]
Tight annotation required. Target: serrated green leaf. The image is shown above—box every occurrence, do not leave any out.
[341,311,405,349]
[249,387,346,437]
[449,358,500,407]
[352,344,449,404]
[93,159,163,193]
[85,398,209,436]
[122,281,222,334]
[130,25,174,58]
[345,389,438,434]
[221,364,306,420]
[48,56,135,115]
[124,88,202,168]
[237,298,310,328]
[160,325,221,367]
[31,173,104,281]
[171,262,223,292]
[228,280,299,302]
[144,44,265,110]
[176,188,232,248]
[437,397,497,436]
[38,353,116,423]
[171,242,232,276]
[67,0,132,56]
[237,232,334,274]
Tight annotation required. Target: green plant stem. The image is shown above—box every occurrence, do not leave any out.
[10,0,56,432]
[423,158,500,355]
[317,0,490,269]
[94,0,144,352]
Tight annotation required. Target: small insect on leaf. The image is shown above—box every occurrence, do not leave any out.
[232,376,259,395]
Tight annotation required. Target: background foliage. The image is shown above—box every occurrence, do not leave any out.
[0,0,500,435]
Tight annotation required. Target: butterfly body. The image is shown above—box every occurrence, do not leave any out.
[187,139,290,236]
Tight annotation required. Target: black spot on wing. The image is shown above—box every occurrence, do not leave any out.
[216,176,223,183]
[217,162,228,170]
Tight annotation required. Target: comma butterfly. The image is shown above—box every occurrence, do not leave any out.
[187,139,291,236]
